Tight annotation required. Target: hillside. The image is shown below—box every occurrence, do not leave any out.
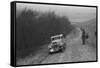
[16,9,74,59]
[17,26,96,65]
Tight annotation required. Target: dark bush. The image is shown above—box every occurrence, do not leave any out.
[16,9,74,59]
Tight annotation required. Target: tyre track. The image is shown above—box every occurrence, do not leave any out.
[40,27,82,63]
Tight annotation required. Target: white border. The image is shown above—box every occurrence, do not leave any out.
[0,0,99,68]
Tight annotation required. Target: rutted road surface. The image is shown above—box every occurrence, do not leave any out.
[17,27,96,65]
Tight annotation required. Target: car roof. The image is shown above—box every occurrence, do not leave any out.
[51,34,63,39]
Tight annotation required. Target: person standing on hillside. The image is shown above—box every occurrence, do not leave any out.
[81,28,88,45]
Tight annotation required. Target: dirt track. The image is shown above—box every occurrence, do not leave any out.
[17,27,96,65]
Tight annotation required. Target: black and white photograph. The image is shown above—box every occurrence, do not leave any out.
[11,1,97,66]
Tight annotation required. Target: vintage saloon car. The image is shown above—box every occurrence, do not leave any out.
[48,34,65,54]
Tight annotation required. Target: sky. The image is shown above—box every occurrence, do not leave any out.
[16,3,96,22]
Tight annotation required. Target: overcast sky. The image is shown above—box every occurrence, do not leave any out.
[16,3,96,22]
